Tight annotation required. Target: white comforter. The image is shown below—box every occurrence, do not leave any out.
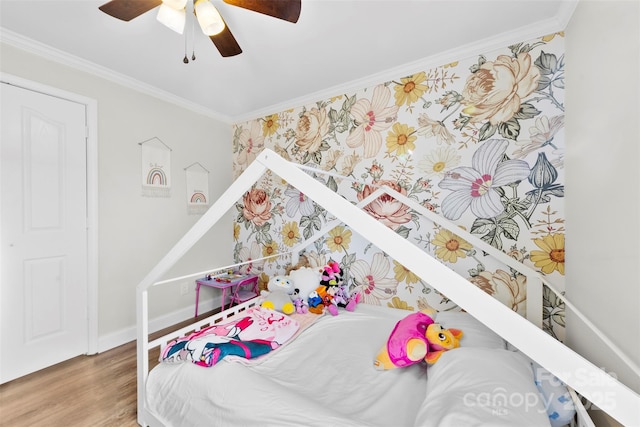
[146,304,551,427]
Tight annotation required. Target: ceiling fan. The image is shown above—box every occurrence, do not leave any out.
[98,0,301,58]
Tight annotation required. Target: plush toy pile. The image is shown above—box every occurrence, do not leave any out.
[374,310,463,370]
[262,260,360,316]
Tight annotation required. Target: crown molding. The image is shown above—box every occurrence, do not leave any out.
[1,0,578,126]
[0,27,233,124]
[234,1,578,123]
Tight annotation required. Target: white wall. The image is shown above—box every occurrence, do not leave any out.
[565,0,640,396]
[0,44,234,348]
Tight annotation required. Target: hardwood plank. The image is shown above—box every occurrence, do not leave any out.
[0,309,218,426]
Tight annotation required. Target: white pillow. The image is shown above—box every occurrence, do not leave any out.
[435,311,507,349]
[414,347,551,427]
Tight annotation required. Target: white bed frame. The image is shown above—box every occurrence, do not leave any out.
[136,149,640,427]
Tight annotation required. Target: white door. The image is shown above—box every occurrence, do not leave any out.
[0,82,89,383]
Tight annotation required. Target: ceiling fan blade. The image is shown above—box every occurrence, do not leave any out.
[223,0,301,23]
[209,21,243,57]
[99,0,162,22]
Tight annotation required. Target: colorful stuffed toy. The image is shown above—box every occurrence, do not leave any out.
[261,275,295,315]
[373,310,463,370]
[320,261,342,286]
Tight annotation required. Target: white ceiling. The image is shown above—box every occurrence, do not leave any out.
[0,0,577,122]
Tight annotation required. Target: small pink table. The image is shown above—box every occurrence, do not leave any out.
[194,273,259,317]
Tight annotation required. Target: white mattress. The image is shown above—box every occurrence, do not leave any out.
[146,304,551,427]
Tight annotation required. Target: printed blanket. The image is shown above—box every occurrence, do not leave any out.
[160,306,300,367]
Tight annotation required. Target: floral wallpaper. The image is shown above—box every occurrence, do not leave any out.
[231,33,566,339]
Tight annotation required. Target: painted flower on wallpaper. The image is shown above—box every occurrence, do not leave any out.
[235,120,265,168]
[418,146,461,178]
[324,149,343,170]
[431,228,473,263]
[242,188,272,226]
[295,107,329,155]
[326,226,352,252]
[513,115,564,159]
[387,296,414,311]
[357,181,412,230]
[393,71,428,106]
[262,114,280,137]
[262,241,279,258]
[350,252,399,305]
[284,187,315,217]
[470,269,527,313]
[461,53,540,126]
[340,152,361,177]
[439,139,530,220]
[530,233,565,275]
[393,260,420,284]
[233,223,240,241]
[386,122,416,157]
[281,221,300,247]
[236,241,264,275]
[346,85,399,158]
[416,113,456,145]
[304,250,327,269]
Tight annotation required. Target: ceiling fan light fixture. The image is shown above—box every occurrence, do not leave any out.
[194,0,225,36]
[157,3,186,34]
[162,0,188,10]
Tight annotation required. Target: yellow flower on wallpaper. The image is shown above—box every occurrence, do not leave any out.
[233,222,240,241]
[262,241,279,258]
[386,296,414,311]
[386,123,416,156]
[281,221,300,247]
[432,229,473,263]
[418,146,461,178]
[530,233,565,275]
[392,260,420,284]
[262,114,280,137]
[394,71,428,106]
[326,226,352,252]
[541,32,564,42]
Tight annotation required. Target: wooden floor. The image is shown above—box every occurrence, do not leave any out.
[0,310,217,427]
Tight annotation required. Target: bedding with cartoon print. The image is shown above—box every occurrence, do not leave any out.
[160,306,300,367]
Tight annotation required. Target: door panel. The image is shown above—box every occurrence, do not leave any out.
[1,83,88,383]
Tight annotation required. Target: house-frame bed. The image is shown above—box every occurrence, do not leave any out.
[137,149,640,426]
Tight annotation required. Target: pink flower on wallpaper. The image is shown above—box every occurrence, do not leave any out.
[242,188,272,226]
[346,85,399,158]
[350,252,398,305]
[439,139,530,220]
[358,180,412,230]
[236,120,265,168]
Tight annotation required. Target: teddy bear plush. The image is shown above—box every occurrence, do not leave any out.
[261,275,295,315]
[373,310,463,370]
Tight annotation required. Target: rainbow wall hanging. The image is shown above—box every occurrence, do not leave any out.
[140,137,172,197]
[185,162,209,215]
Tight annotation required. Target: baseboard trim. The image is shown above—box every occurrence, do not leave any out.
[96,295,223,353]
